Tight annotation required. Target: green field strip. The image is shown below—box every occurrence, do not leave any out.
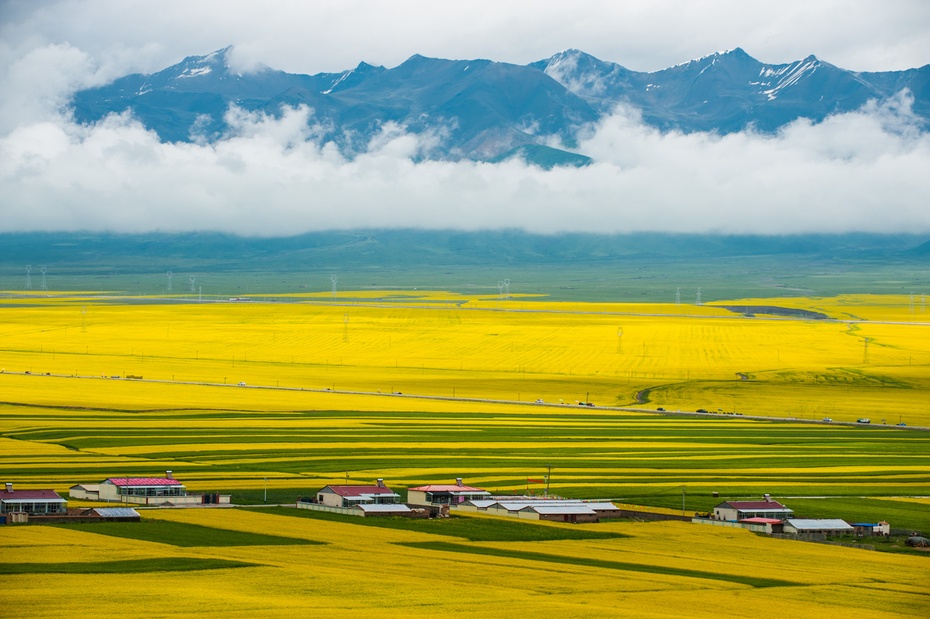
[398,541,803,588]
[0,557,257,574]
[49,519,324,547]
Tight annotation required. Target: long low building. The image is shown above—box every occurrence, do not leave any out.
[456,497,622,522]
[784,518,854,536]
[70,471,230,505]
[713,499,794,522]
[738,517,785,534]
[1,483,67,516]
[521,504,599,523]
[407,478,491,508]
[352,504,414,517]
[315,479,401,508]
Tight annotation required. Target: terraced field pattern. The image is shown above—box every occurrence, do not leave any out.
[1,291,928,616]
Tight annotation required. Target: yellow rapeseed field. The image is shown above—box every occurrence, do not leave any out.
[1,293,928,617]
[1,293,927,422]
[2,510,927,618]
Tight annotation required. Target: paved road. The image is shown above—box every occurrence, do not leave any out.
[3,370,926,431]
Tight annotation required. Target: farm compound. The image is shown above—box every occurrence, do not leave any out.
[69,471,230,506]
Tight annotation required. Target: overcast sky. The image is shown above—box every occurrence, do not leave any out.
[1,0,928,236]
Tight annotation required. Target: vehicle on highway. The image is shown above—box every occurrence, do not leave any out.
[857,418,871,424]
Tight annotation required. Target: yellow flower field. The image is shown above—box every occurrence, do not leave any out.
[1,293,928,422]
[2,509,927,618]
[1,293,928,616]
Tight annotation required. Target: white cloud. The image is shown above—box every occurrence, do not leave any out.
[2,1,928,79]
[1,92,927,236]
[0,1,927,236]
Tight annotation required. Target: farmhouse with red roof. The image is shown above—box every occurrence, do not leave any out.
[713,497,794,522]
[407,478,491,507]
[0,483,67,516]
[316,479,400,508]
[70,471,230,505]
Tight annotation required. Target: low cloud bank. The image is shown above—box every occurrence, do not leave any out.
[1,87,927,236]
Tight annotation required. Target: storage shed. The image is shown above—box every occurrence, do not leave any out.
[68,483,100,500]
[519,503,599,523]
[737,517,785,534]
[852,521,891,537]
[784,518,853,536]
[93,507,141,522]
[351,504,413,518]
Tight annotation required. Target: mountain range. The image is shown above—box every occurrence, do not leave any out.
[71,46,929,167]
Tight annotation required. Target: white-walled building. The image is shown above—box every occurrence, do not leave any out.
[70,471,229,505]
[784,518,854,536]
[407,478,491,508]
[0,483,67,515]
[713,499,793,522]
[315,479,400,508]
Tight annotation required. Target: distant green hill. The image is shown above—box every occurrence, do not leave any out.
[1,230,926,301]
[488,144,592,169]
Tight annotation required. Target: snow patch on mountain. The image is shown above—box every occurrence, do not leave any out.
[671,48,740,68]
[323,69,353,94]
[540,49,613,97]
[761,58,820,100]
[178,66,212,79]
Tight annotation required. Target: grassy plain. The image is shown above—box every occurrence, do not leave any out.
[1,292,929,616]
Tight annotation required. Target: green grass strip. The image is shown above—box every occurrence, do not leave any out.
[399,541,802,588]
[48,519,323,547]
[0,557,255,574]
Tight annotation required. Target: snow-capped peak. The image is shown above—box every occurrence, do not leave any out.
[173,46,233,78]
[671,47,751,68]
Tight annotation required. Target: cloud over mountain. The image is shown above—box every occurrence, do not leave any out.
[2,83,927,235]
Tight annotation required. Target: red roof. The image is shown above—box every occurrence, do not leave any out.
[408,484,487,493]
[740,517,784,524]
[105,477,184,487]
[323,485,396,497]
[723,500,788,510]
[0,489,64,501]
